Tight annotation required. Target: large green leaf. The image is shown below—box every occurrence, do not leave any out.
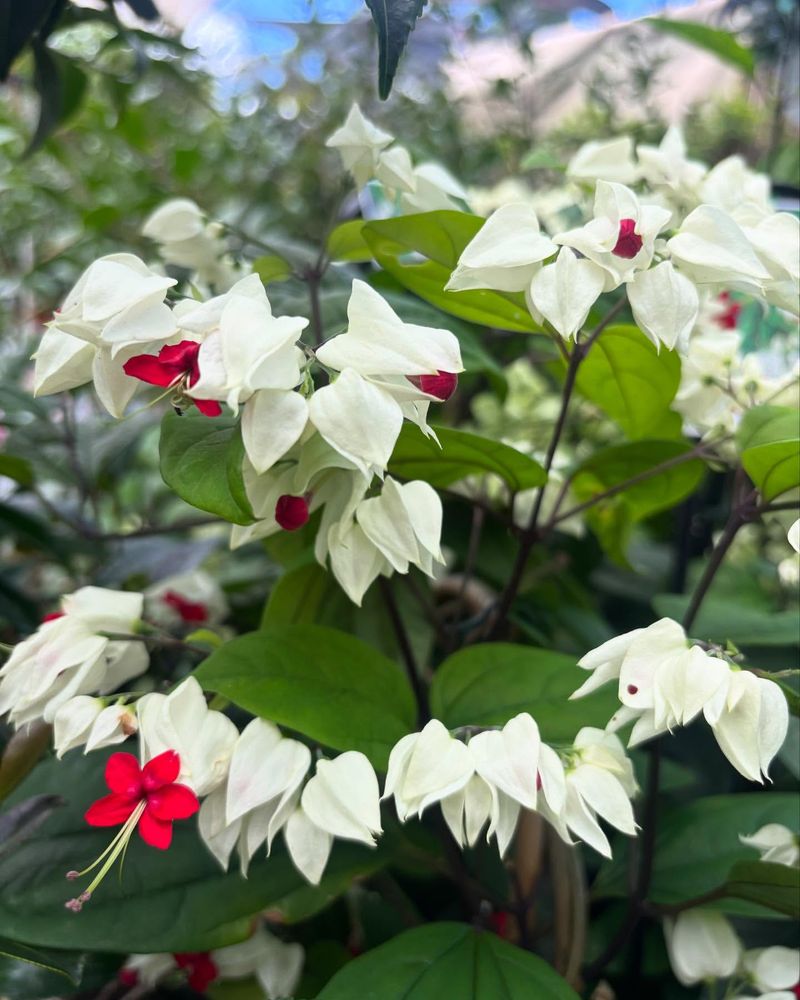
[0,751,385,953]
[0,946,119,1000]
[194,625,417,769]
[159,412,254,526]
[389,423,546,492]
[327,220,373,263]
[0,455,33,487]
[653,594,799,647]
[363,212,538,332]
[576,325,682,439]
[725,861,800,918]
[737,405,800,501]
[429,643,617,743]
[27,44,88,155]
[646,17,755,76]
[317,922,578,999]
[594,793,798,913]
[365,0,428,100]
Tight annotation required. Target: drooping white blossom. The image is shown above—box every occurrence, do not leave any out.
[740,824,799,868]
[664,911,743,986]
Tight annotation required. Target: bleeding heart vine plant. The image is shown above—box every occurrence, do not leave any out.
[1,106,799,1000]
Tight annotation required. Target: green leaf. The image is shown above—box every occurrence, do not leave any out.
[737,405,800,501]
[646,17,755,77]
[159,412,254,526]
[194,625,416,769]
[520,148,566,172]
[653,594,799,647]
[576,326,682,439]
[252,254,292,284]
[429,643,618,743]
[0,0,63,81]
[317,922,579,999]
[725,861,800,918]
[0,455,33,487]
[27,45,88,155]
[594,793,798,913]
[571,440,705,561]
[363,212,538,332]
[365,0,428,100]
[0,750,386,952]
[327,220,373,263]
[389,422,547,492]
[0,939,78,984]
[261,560,346,627]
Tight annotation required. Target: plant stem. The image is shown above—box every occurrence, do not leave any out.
[306,267,325,348]
[682,510,744,633]
[379,578,429,725]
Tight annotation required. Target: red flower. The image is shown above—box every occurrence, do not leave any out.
[123,341,222,417]
[163,590,209,624]
[406,370,459,401]
[85,750,199,850]
[174,952,219,991]
[611,218,643,259]
[275,494,310,531]
[41,610,65,623]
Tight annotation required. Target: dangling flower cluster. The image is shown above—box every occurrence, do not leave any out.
[571,618,790,783]
[326,103,468,213]
[32,232,463,606]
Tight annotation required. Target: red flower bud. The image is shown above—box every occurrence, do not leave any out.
[612,218,643,259]
[275,494,310,532]
[406,370,459,401]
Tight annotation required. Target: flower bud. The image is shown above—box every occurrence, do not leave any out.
[612,218,643,258]
[275,495,310,532]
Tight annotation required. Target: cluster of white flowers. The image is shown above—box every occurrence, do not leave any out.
[665,909,799,998]
[326,103,468,213]
[572,617,789,783]
[32,231,462,604]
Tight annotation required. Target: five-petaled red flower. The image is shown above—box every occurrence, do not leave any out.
[123,341,222,417]
[85,750,199,850]
[174,953,219,991]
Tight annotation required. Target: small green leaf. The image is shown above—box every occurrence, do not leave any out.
[576,325,682,440]
[389,423,546,492]
[647,17,755,77]
[737,405,800,501]
[327,220,373,263]
[653,594,799,647]
[365,0,428,100]
[363,212,538,332]
[252,254,292,284]
[725,861,800,918]
[429,643,618,743]
[0,455,33,487]
[594,793,798,914]
[520,148,566,172]
[159,412,254,526]
[194,625,416,769]
[317,922,579,999]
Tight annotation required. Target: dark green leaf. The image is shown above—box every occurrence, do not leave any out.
[725,861,800,918]
[0,455,33,487]
[194,625,416,769]
[389,422,546,492]
[576,325,681,440]
[653,594,800,647]
[363,212,538,332]
[252,254,292,284]
[429,643,618,743]
[27,45,88,155]
[327,220,373,263]
[0,946,119,1000]
[737,405,800,501]
[365,0,428,100]
[0,939,78,984]
[647,17,755,76]
[318,922,578,999]
[0,751,386,952]
[159,412,254,526]
[0,0,63,80]
[594,793,798,914]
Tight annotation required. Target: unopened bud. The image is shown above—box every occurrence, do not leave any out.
[275,494,310,532]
